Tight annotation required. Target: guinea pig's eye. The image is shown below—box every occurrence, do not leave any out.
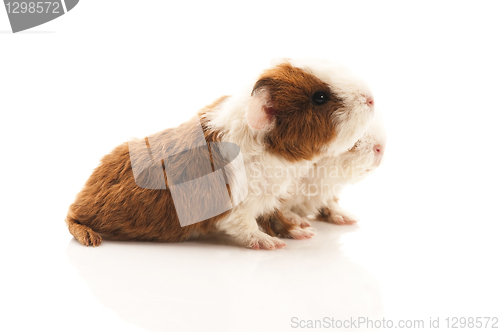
[312,91,328,105]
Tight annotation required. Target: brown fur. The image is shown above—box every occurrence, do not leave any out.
[316,206,333,223]
[256,209,300,238]
[253,63,343,162]
[66,97,230,246]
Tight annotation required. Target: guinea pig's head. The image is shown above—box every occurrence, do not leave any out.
[341,108,387,183]
[246,58,375,162]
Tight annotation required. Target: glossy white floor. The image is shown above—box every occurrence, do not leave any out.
[2,1,500,331]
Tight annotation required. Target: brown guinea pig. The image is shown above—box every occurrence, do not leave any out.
[65,58,374,249]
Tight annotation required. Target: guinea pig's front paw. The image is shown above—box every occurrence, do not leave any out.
[317,207,358,225]
[288,226,315,240]
[247,231,286,250]
[330,213,358,225]
[282,210,311,228]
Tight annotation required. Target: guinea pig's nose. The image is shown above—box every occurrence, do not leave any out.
[366,96,374,107]
[373,144,384,167]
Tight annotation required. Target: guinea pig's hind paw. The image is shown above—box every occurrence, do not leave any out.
[81,229,102,247]
[68,220,102,247]
[76,228,102,247]
[247,232,286,250]
[317,207,358,225]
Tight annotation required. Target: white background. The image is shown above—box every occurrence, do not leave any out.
[1,1,500,331]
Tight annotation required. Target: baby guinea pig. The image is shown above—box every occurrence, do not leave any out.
[257,110,386,237]
[274,107,387,232]
[65,58,375,250]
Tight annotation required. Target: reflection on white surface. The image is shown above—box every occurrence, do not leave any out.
[65,223,383,332]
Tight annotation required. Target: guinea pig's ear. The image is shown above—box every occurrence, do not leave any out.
[246,83,275,130]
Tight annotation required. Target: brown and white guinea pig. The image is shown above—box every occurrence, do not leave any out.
[65,58,374,250]
[269,107,386,233]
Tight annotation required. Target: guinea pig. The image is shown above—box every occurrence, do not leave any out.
[65,58,375,250]
[262,107,386,234]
